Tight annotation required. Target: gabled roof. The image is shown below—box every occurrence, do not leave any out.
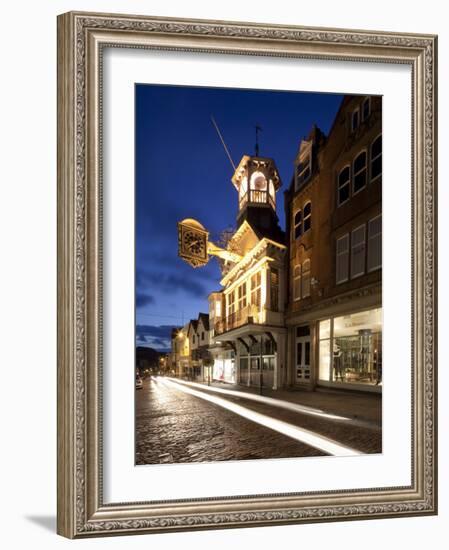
[197,312,210,331]
[187,320,198,335]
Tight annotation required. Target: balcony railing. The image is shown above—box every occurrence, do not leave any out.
[238,190,276,211]
[214,304,265,335]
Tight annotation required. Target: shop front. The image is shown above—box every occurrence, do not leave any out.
[238,337,276,389]
[212,350,236,384]
[317,307,382,391]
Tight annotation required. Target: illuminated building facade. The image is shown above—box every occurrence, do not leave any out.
[170,323,190,379]
[171,314,213,381]
[209,155,287,390]
[177,95,382,393]
[285,95,382,392]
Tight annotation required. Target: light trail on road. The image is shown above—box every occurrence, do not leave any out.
[166,377,351,422]
[154,377,363,457]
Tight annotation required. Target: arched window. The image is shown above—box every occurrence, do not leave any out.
[304,202,312,232]
[294,210,302,239]
[353,151,367,194]
[338,166,350,206]
[371,135,382,182]
[250,171,267,190]
[250,171,267,204]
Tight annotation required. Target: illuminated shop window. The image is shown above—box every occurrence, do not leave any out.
[318,309,382,386]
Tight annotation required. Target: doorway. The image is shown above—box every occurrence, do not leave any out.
[295,326,311,383]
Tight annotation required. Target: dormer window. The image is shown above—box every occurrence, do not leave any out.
[362,97,371,121]
[296,155,312,189]
[295,140,313,192]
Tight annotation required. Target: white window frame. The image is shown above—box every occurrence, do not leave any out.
[303,201,312,233]
[350,224,366,279]
[302,259,311,298]
[336,233,350,284]
[293,209,302,240]
[370,133,382,183]
[237,281,247,312]
[337,165,351,207]
[352,149,367,196]
[293,264,301,301]
[367,214,382,272]
[250,271,262,309]
[227,290,235,318]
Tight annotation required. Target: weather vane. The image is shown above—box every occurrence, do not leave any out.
[255,124,262,156]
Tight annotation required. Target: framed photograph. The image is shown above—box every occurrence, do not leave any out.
[57,11,437,538]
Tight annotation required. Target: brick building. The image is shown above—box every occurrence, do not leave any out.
[284,95,382,392]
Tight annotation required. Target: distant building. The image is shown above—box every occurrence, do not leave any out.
[170,323,190,378]
[188,313,212,381]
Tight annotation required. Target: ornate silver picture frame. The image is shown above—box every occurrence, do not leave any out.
[57,11,437,538]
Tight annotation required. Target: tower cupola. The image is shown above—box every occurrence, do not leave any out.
[231,155,282,232]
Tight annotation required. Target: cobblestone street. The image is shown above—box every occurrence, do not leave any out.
[135,377,381,465]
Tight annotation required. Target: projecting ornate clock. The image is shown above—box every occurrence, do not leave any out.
[178,219,209,267]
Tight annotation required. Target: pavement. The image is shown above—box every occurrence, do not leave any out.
[179,378,382,426]
[135,376,382,465]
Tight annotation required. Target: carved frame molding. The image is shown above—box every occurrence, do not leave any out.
[57,11,437,538]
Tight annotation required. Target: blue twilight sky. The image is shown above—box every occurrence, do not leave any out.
[135,84,343,350]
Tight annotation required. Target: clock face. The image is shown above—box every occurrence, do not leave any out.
[182,230,206,256]
[178,221,209,268]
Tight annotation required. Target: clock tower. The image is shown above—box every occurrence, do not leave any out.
[231,155,284,242]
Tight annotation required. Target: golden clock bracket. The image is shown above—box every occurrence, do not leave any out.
[177,218,242,268]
